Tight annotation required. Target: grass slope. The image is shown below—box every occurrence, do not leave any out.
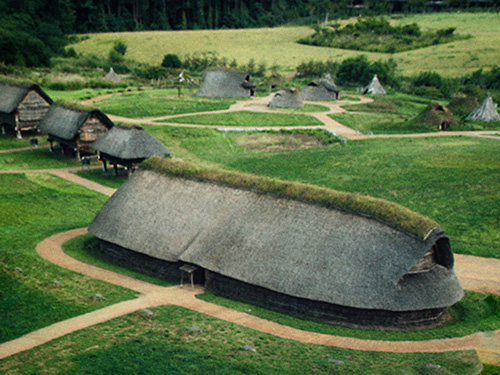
[0,173,136,343]
[0,306,483,375]
[69,13,500,77]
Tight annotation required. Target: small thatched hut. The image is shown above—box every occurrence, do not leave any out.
[89,158,464,327]
[105,67,122,83]
[91,125,171,175]
[412,103,457,130]
[0,83,53,138]
[466,95,500,122]
[268,88,304,108]
[197,68,255,98]
[362,75,387,95]
[300,75,341,101]
[38,104,114,159]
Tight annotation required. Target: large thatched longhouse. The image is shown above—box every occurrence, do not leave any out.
[196,68,255,97]
[89,158,464,327]
[38,104,114,159]
[0,83,53,138]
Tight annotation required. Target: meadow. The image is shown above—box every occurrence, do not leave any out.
[69,13,500,77]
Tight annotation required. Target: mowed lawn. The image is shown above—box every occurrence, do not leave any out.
[69,13,500,77]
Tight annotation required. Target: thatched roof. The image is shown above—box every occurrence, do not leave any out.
[105,67,121,83]
[466,95,500,121]
[38,104,114,140]
[268,88,304,108]
[363,75,386,95]
[411,103,457,130]
[89,160,463,312]
[300,75,341,101]
[92,125,171,159]
[0,82,53,114]
[196,68,255,98]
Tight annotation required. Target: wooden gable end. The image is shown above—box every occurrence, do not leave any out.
[17,90,52,129]
[78,115,110,144]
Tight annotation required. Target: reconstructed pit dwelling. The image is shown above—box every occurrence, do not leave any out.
[89,157,464,327]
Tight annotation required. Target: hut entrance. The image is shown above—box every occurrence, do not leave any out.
[179,264,205,289]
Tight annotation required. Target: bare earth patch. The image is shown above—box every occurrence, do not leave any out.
[234,133,325,151]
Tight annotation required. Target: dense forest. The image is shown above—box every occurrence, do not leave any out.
[1,0,499,67]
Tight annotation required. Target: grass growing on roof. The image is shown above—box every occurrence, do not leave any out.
[0,173,136,343]
[142,156,437,239]
[95,92,235,118]
[157,111,324,127]
[198,290,500,342]
[0,305,483,375]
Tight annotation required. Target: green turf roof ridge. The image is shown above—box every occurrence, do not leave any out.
[142,156,438,239]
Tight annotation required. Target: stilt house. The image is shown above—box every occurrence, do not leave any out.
[38,104,114,160]
[300,75,341,101]
[0,83,53,138]
[91,125,171,175]
[197,68,255,98]
[89,158,464,327]
[268,88,304,108]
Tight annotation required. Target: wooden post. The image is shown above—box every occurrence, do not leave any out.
[102,159,108,173]
[113,163,118,176]
[15,114,21,139]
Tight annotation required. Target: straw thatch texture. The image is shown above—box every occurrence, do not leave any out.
[362,75,387,95]
[300,75,341,101]
[0,83,53,115]
[38,104,114,140]
[466,95,500,121]
[92,125,171,160]
[268,88,304,108]
[89,168,463,313]
[196,68,255,98]
[105,67,122,83]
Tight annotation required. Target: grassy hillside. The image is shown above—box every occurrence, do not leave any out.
[69,13,500,77]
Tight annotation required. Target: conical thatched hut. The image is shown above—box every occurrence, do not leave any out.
[92,125,171,175]
[89,158,464,327]
[196,68,255,98]
[466,95,500,122]
[362,75,386,95]
[105,67,122,83]
[38,104,114,159]
[300,75,341,101]
[0,83,53,138]
[411,103,457,131]
[268,88,304,108]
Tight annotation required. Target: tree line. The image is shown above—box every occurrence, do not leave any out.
[1,0,499,67]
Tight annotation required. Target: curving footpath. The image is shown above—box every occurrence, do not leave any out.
[0,226,499,365]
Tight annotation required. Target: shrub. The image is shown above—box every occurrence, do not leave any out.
[113,41,127,56]
[162,53,182,69]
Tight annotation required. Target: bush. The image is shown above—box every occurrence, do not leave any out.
[162,53,182,69]
[113,41,127,56]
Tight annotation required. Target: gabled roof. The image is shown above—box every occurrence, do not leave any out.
[38,104,114,140]
[92,125,171,159]
[467,95,500,122]
[363,75,386,95]
[196,68,254,98]
[0,83,53,114]
[89,160,463,313]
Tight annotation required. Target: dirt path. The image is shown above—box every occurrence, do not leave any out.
[86,92,499,140]
[0,227,499,365]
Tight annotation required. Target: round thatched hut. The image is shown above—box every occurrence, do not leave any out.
[300,75,341,101]
[268,88,304,108]
[196,68,255,98]
[466,95,500,122]
[362,75,386,95]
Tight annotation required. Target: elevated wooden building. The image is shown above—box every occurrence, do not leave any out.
[92,125,171,175]
[38,104,114,160]
[0,83,53,138]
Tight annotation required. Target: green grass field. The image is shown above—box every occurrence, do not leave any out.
[0,305,484,375]
[69,13,500,77]
[0,148,81,170]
